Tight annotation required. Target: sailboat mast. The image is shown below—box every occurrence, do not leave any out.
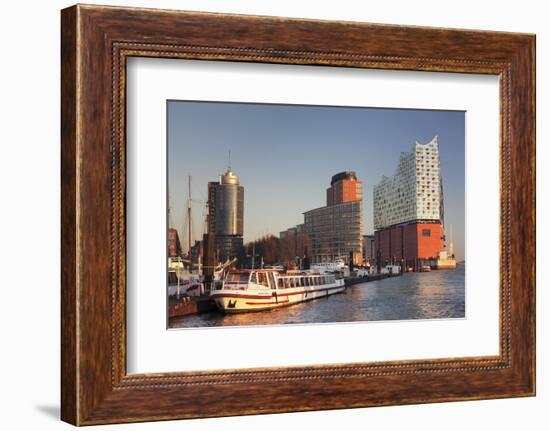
[187,175,192,256]
[449,224,454,258]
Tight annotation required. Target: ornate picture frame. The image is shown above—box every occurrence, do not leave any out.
[61,4,535,425]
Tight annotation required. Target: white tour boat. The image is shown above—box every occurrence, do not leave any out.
[210,269,345,313]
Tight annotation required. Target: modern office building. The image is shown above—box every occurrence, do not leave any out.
[303,171,363,264]
[373,136,446,268]
[207,166,244,261]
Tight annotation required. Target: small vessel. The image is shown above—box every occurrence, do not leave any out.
[436,250,457,270]
[211,269,345,313]
[168,270,204,297]
[420,265,432,272]
[380,264,401,275]
[311,259,347,274]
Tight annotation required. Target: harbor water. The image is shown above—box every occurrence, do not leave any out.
[169,264,465,329]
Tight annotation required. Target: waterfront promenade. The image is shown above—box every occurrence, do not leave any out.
[169,264,465,328]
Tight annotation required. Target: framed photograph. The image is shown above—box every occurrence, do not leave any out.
[165,101,466,329]
[61,4,535,425]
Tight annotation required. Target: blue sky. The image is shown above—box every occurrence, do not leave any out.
[168,101,465,261]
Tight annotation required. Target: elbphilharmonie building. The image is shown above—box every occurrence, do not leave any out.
[373,136,446,269]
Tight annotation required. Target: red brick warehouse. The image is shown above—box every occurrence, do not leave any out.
[374,221,444,268]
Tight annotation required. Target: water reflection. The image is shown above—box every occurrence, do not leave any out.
[169,264,465,329]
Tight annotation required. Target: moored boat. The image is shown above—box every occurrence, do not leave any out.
[311,259,348,275]
[436,250,457,270]
[210,269,345,313]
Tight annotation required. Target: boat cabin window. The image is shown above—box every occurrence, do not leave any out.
[277,278,284,288]
[225,272,250,284]
[249,272,257,284]
[257,272,269,287]
[268,272,277,289]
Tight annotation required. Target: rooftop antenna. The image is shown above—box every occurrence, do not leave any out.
[228,149,232,171]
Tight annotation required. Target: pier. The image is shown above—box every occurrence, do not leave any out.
[168,295,217,319]
[168,270,402,321]
[344,271,400,287]
[169,264,465,328]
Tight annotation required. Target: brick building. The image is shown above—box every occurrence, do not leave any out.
[362,234,375,264]
[167,228,182,257]
[373,137,446,269]
[374,222,444,268]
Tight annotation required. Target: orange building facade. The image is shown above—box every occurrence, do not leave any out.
[326,172,363,206]
[375,222,444,268]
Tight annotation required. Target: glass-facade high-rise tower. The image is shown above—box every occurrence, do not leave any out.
[207,167,244,262]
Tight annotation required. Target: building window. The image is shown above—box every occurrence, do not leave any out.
[422,229,431,237]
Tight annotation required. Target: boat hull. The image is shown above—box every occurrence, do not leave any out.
[211,283,345,313]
